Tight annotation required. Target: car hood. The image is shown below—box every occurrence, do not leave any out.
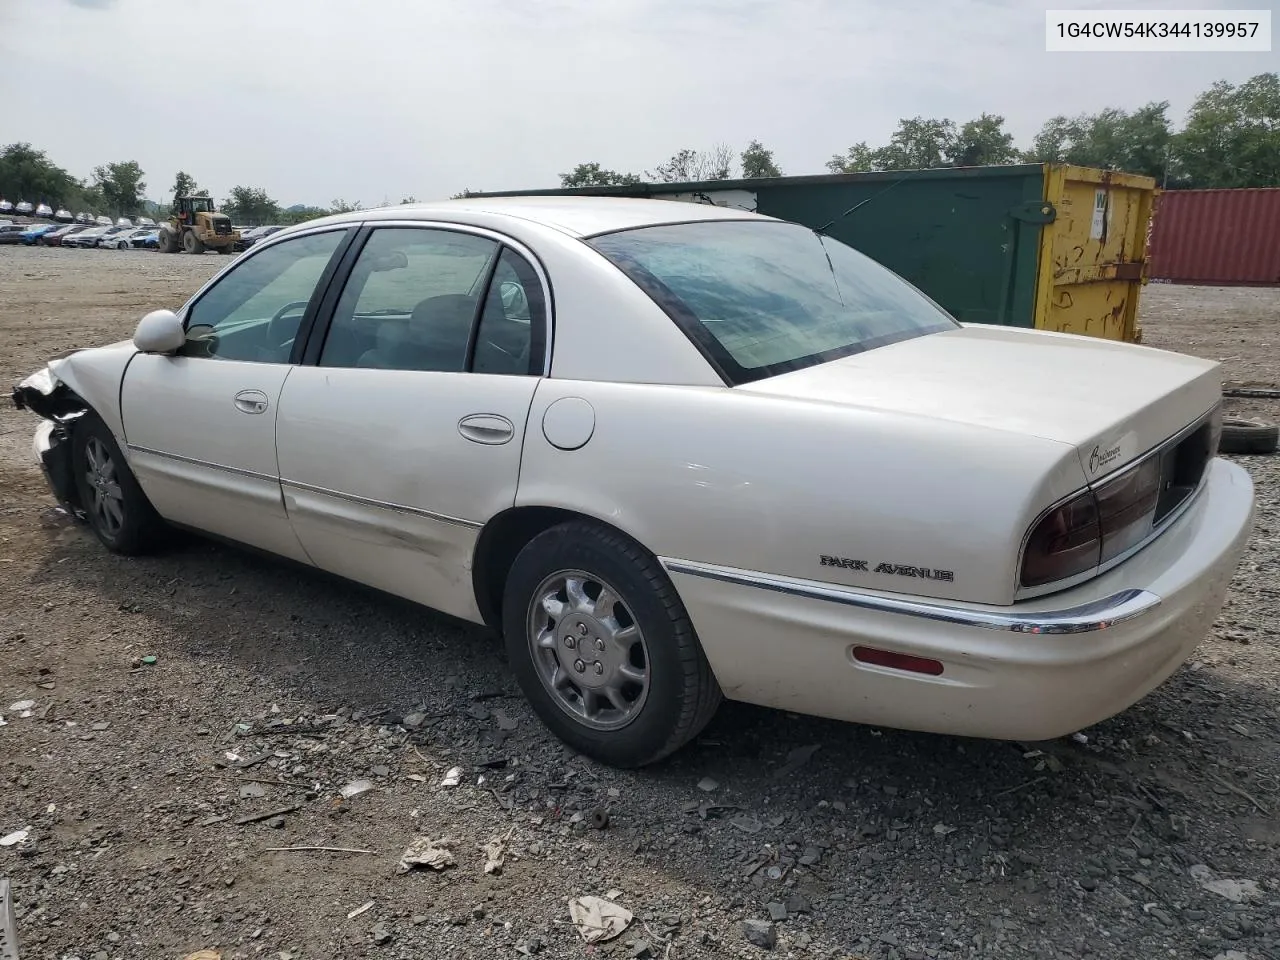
[737,324,1221,482]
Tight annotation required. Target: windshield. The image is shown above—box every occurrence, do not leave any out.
[588,220,958,384]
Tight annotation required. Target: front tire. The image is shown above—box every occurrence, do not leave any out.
[183,230,204,254]
[502,520,721,768]
[71,414,167,554]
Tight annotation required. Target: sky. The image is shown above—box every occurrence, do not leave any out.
[0,0,1274,208]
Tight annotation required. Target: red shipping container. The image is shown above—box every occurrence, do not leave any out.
[1148,187,1280,286]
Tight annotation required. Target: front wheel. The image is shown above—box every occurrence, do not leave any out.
[183,230,204,254]
[502,520,721,767]
[71,414,167,554]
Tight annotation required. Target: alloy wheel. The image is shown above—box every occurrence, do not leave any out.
[526,569,651,731]
[83,436,125,537]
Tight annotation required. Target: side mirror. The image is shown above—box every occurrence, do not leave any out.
[133,309,185,354]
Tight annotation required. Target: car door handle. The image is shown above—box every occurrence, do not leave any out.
[233,389,270,415]
[458,414,514,445]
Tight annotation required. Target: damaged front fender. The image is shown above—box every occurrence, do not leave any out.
[13,342,138,518]
[12,364,89,518]
[12,356,88,419]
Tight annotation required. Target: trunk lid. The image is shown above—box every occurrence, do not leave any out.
[739,325,1221,481]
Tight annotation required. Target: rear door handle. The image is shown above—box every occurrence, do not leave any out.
[233,389,269,415]
[458,414,514,445]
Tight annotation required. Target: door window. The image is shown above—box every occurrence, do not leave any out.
[182,229,348,363]
[319,227,496,372]
[317,227,545,375]
[471,247,545,376]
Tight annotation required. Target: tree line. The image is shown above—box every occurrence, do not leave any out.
[2,72,1274,227]
[562,72,1278,190]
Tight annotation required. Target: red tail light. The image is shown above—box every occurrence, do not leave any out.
[1096,457,1161,562]
[1021,459,1165,588]
[1020,491,1100,587]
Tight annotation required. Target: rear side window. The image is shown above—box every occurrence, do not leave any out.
[589,220,957,385]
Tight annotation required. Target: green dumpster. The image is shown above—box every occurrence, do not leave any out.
[474,163,1156,342]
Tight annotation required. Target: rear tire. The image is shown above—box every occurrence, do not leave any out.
[158,229,179,253]
[71,414,167,555]
[502,520,722,768]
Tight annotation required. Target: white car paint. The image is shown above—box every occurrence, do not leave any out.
[121,354,308,562]
[15,196,1255,758]
[666,456,1250,739]
[276,367,541,620]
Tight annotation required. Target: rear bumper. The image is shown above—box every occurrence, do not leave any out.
[664,458,1254,740]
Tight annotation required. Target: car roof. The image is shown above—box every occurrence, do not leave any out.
[316,195,772,238]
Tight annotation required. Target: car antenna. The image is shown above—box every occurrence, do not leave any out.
[816,168,925,234]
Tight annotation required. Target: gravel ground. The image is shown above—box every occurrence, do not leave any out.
[1,247,1277,960]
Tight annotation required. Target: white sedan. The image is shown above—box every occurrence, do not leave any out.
[12,198,1255,767]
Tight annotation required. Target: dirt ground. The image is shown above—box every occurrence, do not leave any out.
[1,247,1278,960]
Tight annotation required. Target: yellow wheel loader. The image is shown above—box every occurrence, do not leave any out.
[157,196,240,254]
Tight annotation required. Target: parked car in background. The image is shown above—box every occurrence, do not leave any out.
[76,212,92,223]
[130,229,161,249]
[35,203,54,218]
[19,223,59,244]
[15,201,34,215]
[238,224,285,250]
[90,225,133,248]
[0,223,27,244]
[107,227,152,250]
[136,216,155,227]
[8,198,1255,767]
[115,217,134,228]
[0,200,14,213]
[41,224,91,247]
[63,226,108,248]
[54,209,74,222]
[94,215,112,227]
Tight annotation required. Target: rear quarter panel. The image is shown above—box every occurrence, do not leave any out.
[516,378,1087,606]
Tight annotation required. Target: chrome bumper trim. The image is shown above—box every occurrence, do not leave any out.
[661,558,1161,634]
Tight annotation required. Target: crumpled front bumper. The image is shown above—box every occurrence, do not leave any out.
[13,366,84,515]
[30,419,80,514]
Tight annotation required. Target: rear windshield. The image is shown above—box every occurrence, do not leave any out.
[588,220,957,384]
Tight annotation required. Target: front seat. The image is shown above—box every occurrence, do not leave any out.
[357,294,478,371]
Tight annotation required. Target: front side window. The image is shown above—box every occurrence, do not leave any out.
[182,229,347,362]
[589,220,958,384]
[319,227,543,375]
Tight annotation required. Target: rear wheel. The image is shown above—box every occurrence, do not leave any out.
[71,414,167,554]
[158,229,179,253]
[502,520,722,767]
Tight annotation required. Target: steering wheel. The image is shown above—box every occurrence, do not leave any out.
[267,300,311,343]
